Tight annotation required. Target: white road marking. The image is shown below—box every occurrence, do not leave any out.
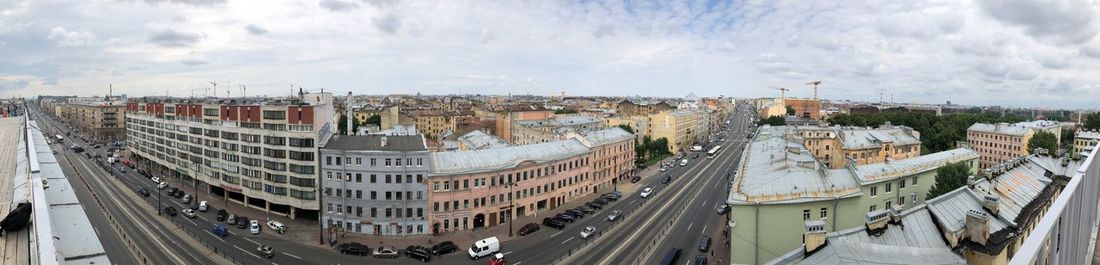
[234,245,264,260]
[550,231,562,238]
[185,218,198,226]
[198,215,209,222]
[283,253,302,259]
[701,200,707,208]
[502,251,512,255]
[713,202,718,209]
[206,230,227,243]
[629,200,637,205]
[513,262,523,265]
[561,237,574,245]
[686,223,693,232]
[243,237,259,245]
[702,225,707,233]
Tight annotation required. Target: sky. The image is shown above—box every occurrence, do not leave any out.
[2,0,1100,109]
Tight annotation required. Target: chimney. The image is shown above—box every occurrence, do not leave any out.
[965,209,990,246]
[380,136,388,147]
[982,194,1000,215]
[864,209,889,233]
[888,204,903,224]
[803,220,827,254]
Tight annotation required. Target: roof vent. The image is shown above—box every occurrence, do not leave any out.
[865,209,889,235]
[380,136,388,147]
[888,204,903,224]
[803,220,828,254]
[965,209,990,246]
[982,194,1000,215]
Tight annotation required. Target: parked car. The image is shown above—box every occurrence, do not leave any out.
[606,210,623,222]
[699,236,711,252]
[257,245,274,259]
[174,190,185,199]
[693,255,707,265]
[156,182,168,190]
[595,197,611,204]
[374,245,400,257]
[211,225,228,237]
[337,243,370,256]
[555,213,576,223]
[585,202,603,210]
[182,208,197,218]
[151,176,160,183]
[167,187,178,196]
[216,210,228,221]
[518,223,540,236]
[660,167,667,172]
[405,245,432,262]
[580,226,596,239]
[267,220,287,234]
[182,194,192,204]
[236,216,250,229]
[631,176,641,183]
[692,153,699,159]
[661,175,672,184]
[227,214,237,224]
[716,205,730,215]
[137,188,149,197]
[431,241,458,256]
[566,209,585,218]
[660,248,683,265]
[542,218,566,229]
[198,201,208,212]
[249,220,261,234]
[640,187,654,198]
[164,207,177,216]
[577,206,596,214]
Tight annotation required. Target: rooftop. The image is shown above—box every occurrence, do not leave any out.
[456,130,510,150]
[968,120,1059,136]
[515,114,602,128]
[853,148,979,184]
[728,126,862,204]
[430,139,590,175]
[838,127,920,149]
[323,134,427,151]
[575,127,634,147]
[1077,130,1100,140]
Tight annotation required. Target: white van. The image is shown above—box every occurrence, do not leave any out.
[468,236,500,260]
[679,159,688,167]
[198,201,208,212]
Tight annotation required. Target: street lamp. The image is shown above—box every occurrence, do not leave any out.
[612,157,618,192]
[507,181,515,237]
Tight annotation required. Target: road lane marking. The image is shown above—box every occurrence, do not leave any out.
[686,223,693,232]
[702,225,707,233]
[234,245,264,260]
[701,200,706,208]
[513,262,523,265]
[243,237,259,245]
[629,200,637,205]
[561,237,574,245]
[502,251,512,255]
[283,253,302,259]
[550,231,562,238]
[206,230,227,243]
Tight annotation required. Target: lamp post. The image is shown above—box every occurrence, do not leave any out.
[507,181,514,237]
[612,157,618,192]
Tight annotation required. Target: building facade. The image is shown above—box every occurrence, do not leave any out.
[320,134,431,235]
[125,93,334,220]
[967,121,1061,169]
[1075,130,1100,158]
[615,99,672,116]
[648,110,702,153]
[510,115,605,145]
[68,102,126,145]
[784,98,822,120]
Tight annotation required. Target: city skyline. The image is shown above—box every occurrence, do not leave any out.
[3,0,1100,108]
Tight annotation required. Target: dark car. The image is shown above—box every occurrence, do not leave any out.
[555,213,576,223]
[236,216,250,229]
[559,211,581,219]
[661,175,673,184]
[692,153,699,159]
[167,187,178,196]
[337,243,370,256]
[518,223,540,236]
[659,248,682,265]
[431,241,458,256]
[585,202,603,210]
[577,206,596,214]
[405,245,432,262]
[595,197,612,204]
[566,209,585,218]
[164,207,177,216]
[542,218,566,229]
[698,236,711,252]
[716,205,730,215]
[631,176,641,183]
[137,188,150,197]
[693,255,707,265]
[216,210,228,221]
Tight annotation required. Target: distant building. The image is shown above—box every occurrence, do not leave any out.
[1075,130,1100,158]
[727,125,979,264]
[510,114,605,145]
[66,100,126,145]
[614,99,672,116]
[785,98,822,120]
[795,124,922,169]
[648,110,702,153]
[967,120,1061,169]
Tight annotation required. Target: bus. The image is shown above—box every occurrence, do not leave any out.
[707,146,722,158]
[55,135,64,143]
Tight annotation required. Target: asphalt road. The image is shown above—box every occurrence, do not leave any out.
[28,101,755,265]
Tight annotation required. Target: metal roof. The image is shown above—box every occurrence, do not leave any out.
[968,120,1058,136]
[515,115,601,128]
[926,188,1013,233]
[729,126,861,204]
[839,128,920,149]
[323,134,427,151]
[577,127,633,147]
[1077,130,1100,140]
[456,130,509,150]
[430,139,590,175]
[854,148,979,184]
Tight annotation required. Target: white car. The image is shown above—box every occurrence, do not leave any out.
[157,182,168,190]
[266,220,286,233]
[580,226,596,239]
[151,176,160,182]
[249,220,261,234]
[660,167,667,172]
[182,208,197,218]
[640,187,653,198]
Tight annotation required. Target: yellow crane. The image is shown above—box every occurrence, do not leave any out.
[770,86,789,102]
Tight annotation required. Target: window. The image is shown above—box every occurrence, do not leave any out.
[869,205,877,212]
[885,183,892,193]
[802,209,810,220]
[370,158,377,166]
[385,159,391,166]
[820,207,827,219]
[900,179,906,189]
[886,200,893,209]
[910,192,917,204]
[899,196,905,206]
[870,186,878,197]
[912,177,918,186]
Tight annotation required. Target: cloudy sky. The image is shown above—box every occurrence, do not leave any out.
[2,0,1100,108]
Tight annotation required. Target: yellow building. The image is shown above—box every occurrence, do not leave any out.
[1075,130,1100,158]
[796,125,922,169]
[967,121,1061,169]
[605,115,649,143]
[756,98,787,118]
[647,110,702,153]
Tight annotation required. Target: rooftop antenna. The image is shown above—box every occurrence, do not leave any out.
[226,79,231,98]
[240,85,246,99]
[209,82,217,98]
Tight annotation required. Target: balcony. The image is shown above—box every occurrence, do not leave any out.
[1010,147,1100,265]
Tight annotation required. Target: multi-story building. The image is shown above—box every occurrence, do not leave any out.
[1075,130,1100,158]
[648,110,702,153]
[428,139,593,233]
[510,115,605,145]
[320,134,430,235]
[570,127,635,193]
[606,115,650,143]
[967,120,1061,169]
[726,125,979,264]
[494,109,553,143]
[67,101,126,144]
[125,92,334,220]
[615,99,672,116]
[784,98,821,120]
[797,124,922,169]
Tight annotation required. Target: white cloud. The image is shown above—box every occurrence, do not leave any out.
[47,27,97,47]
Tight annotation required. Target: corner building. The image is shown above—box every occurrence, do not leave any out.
[125,93,334,220]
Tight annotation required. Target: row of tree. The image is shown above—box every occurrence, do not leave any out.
[826,112,1028,154]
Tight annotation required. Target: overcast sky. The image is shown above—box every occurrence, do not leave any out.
[2,0,1100,109]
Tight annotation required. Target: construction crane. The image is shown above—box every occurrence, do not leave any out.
[209,82,217,98]
[806,81,821,100]
[770,86,789,102]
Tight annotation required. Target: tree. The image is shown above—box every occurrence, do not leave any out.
[1085,112,1100,131]
[786,105,796,116]
[617,124,634,134]
[827,112,1029,154]
[365,114,381,126]
[759,116,785,126]
[554,109,578,114]
[1027,131,1058,154]
[1061,127,1076,149]
[926,161,971,200]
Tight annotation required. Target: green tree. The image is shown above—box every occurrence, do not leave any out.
[1027,131,1058,154]
[926,161,971,200]
[337,114,361,135]
[759,116,785,126]
[1061,127,1076,149]
[786,105,796,116]
[1085,112,1100,131]
[617,124,634,134]
[554,109,578,114]
[365,114,381,126]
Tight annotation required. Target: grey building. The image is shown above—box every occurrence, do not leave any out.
[320,134,430,235]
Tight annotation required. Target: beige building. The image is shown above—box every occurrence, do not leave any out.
[606,115,650,143]
[1075,130,1100,158]
[495,109,554,143]
[66,101,127,145]
[647,110,702,153]
[756,98,787,118]
[614,99,673,116]
[510,115,605,145]
[967,121,1061,169]
[796,125,922,169]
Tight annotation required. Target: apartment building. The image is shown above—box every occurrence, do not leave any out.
[510,115,605,145]
[784,98,821,120]
[67,101,126,144]
[494,109,553,143]
[615,99,672,116]
[797,125,922,169]
[570,127,635,193]
[428,139,593,233]
[125,92,334,220]
[648,110,702,153]
[1075,130,1100,158]
[320,134,430,235]
[606,115,649,143]
[967,120,1061,169]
